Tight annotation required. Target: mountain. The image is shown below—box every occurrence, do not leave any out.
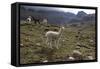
[82,14,95,21]
[20,6,95,24]
[76,11,87,18]
[68,11,95,23]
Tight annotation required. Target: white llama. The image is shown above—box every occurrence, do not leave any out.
[26,16,32,23]
[42,18,48,25]
[45,26,65,49]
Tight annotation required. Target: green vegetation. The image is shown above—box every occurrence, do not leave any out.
[20,21,96,64]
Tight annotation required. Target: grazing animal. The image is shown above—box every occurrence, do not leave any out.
[32,16,41,24]
[26,16,32,23]
[42,18,48,25]
[45,26,65,49]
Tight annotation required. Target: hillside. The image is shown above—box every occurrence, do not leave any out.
[20,21,96,64]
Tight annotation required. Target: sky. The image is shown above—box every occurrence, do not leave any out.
[23,5,95,14]
[56,8,95,14]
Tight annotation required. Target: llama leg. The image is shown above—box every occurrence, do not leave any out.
[46,38,49,47]
[50,42,52,49]
[46,37,48,45]
[46,38,52,49]
[49,39,53,49]
[54,40,57,47]
[48,42,50,48]
[56,40,59,49]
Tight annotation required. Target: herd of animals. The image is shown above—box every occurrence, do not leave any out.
[20,16,95,63]
[26,16,48,25]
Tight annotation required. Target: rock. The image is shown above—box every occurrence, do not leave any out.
[62,39,65,42]
[72,50,83,60]
[68,56,75,60]
[42,60,48,63]
[75,46,80,49]
[87,56,94,60]
[36,43,41,46]
[76,42,81,46]
[73,50,82,55]
[20,44,24,47]
[89,39,94,43]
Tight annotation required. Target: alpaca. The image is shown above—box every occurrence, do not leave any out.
[45,26,65,49]
[26,16,32,23]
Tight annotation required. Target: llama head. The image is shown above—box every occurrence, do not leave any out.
[58,26,65,34]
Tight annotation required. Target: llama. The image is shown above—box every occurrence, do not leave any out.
[45,26,65,49]
[32,16,41,24]
[42,18,48,25]
[26,16,32,23]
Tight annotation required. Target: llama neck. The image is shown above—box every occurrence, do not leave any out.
[58,28,63,36]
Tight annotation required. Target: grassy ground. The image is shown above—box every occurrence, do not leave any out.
[20,21,96,64]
